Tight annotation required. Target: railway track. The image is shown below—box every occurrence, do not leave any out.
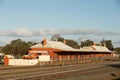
[0,60,117,70]
[0,62,99,74]
[0,61,120,80]
[0,63,98,77]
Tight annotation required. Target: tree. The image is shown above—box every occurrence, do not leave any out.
[114,47,120,54]
[57,37,80,49]
[0,46,3,53]
[65,39,80,49]
[2,44,16,55]
[51,33,61,41]
[81,39,94,47]
[3,39,36,58]
[58,37,64,42]
[101,40,113,51]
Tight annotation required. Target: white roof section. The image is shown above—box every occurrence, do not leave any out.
[46,41,74,51]
[77,46,112,53]
[92,46,110,52]
[31,40,74,51]
[79,46,93,51]
[30,43,43,48]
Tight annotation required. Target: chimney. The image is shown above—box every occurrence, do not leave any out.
[99,43,102,46]
[63,40,66,44]
[93,42,96,46]
[103,43,106,47]
[43,38,47,47]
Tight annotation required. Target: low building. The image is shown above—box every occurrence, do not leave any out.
[5,38,115,66]
[28,38,114,62]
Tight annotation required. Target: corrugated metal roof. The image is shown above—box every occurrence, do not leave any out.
[92,46,110,51]
[46,41,74,51]
[30,43,43,48]
[30,40,74,51]
[30,40,112,53]
[77,46,112,53]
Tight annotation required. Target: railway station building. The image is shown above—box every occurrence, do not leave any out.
[28,38,114,62]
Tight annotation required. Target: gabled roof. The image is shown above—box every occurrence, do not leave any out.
[30,43,43,48]
[77,46,112,53]
[92,46,110,52]
[45,41,74,51]
[30,40,74,51]
[31,40,112,53]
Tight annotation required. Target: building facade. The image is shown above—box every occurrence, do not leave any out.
[28,38,114,62]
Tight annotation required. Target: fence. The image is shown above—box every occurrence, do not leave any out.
[9,59,38,66]
[37,59,92,66]
[8,55,116,66]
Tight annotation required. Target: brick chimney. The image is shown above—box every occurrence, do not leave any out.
[99,43,102,46]
[103,43,106,47]
[93,42,96,46]
[63,40,66,44]
[43,38,47,47]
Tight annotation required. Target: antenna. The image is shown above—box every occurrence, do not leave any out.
[103,38,105,43]
[79,37,82,44]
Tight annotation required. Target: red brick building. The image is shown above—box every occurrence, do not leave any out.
[28,38,114,61]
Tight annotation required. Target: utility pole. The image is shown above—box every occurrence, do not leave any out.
[103,38,106,47]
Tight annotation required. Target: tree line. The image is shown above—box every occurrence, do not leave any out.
[1,34,119,58]
[2,39,36,58]
[51,34,114,50]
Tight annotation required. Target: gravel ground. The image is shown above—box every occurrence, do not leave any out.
[0,61,120,80]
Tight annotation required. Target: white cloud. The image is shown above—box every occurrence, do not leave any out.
[14,28,33,37]
[0,28,120,37]
[0,28,120,47]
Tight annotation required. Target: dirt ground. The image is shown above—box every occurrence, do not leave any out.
[0,61,120,80]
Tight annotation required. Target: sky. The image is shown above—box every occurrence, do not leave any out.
[0,0,120,47]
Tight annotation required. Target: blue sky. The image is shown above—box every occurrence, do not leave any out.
[0,0,120,47]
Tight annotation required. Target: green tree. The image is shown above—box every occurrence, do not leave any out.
[51,33,61,41]
[101,40,113,51]
[0,46,3,53]
[65,39,80,49]
[114,47,120,54]
[2,44,16,55]
[81,39,94,47]
[3,39,36,58]
[57,37,80,49]
[58,37,64,42]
